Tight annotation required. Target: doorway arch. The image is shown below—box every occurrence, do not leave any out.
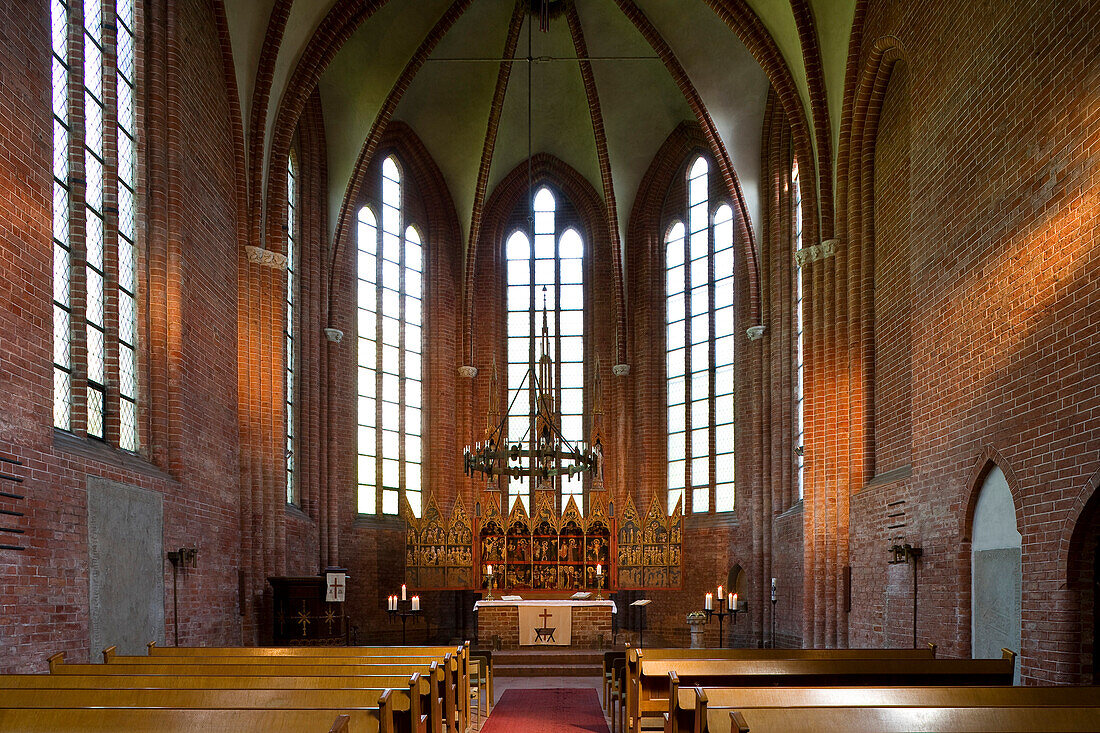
[971,465,1022,682]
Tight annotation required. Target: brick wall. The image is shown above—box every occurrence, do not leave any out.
[836,0,1099,682]
[0,0,242,671]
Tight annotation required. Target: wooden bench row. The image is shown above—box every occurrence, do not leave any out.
[627,646,1014,733]
[667,684,1100,733]
[0,643,474,733]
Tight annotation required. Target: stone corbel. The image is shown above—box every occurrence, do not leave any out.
[611,364,630,377]
[458,365,478,379]
[794,238,839,267]
[746,325,766,341]
[245,245,288,270]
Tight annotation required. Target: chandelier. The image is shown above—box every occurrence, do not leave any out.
[463,292,601,488]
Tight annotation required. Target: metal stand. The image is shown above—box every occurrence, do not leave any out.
[595,574,605,600]
[706,603,748,648]
[770,597,777,649]
[386,601,422,644]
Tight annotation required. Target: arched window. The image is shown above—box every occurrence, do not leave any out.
[52,0,140,450]
[505,186,585,514]
[665,155,735,514]
[792,158,805,499]
[285,155,298,505]
[357,156,424,517]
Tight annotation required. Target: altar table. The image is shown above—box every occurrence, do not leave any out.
[474,599,616,648]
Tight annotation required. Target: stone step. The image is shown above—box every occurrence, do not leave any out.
[488,649,607,677]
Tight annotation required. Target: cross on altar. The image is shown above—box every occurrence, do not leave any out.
[325,571,346,602]
[535,607,557,642]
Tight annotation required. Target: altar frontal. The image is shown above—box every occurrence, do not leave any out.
[519,605,571,645]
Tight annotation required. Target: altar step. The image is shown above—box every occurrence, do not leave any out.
[490,649,605,677]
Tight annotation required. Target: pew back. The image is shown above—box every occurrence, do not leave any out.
[721,705,1100,733]
[0,708,360,733]
[672,686,1100,733]
[626,645,937,731]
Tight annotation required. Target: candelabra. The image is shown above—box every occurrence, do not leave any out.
[594,571,605,600]
[704,597,748,648]
[484,567,496,601]
[385,591,422,645]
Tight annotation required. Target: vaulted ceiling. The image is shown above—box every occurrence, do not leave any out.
[223,0,856,249]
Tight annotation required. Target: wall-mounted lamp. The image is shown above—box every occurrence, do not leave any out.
[888,543,922,565]
[167,547,198,569]
[167,547,197,646]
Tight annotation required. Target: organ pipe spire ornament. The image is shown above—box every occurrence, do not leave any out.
[463,292,598,486]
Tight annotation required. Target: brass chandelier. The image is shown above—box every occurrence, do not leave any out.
[463,293,599,487]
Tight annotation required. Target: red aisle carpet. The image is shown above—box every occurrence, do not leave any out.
[479,688,610,733]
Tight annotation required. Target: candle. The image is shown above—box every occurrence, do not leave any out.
[596,563,602,576]
[387,595,394,611]
[717,585,724,600]
[731,593,738,612]
[705,592,713,610]
[487,564,493,576]
[401,584,407,601]
[412,595,420,612]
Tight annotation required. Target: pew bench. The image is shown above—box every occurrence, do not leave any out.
[0,672,449,733]
[720,705,1100,733]
[668,683,1100,733]
[625,644,937,731]
[0,687,412,732]
[632,650,1015,733]
[0,708,356,732]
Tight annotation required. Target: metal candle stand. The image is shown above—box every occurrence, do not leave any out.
[386,599,422,644]
[704,601,748,648]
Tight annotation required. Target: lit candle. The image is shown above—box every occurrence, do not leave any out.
[717,585,724,601]
[412,595,420,612]
[596,563,602,576]
[401,584,407,601]
[731,593,738,612]
[487,564,493,576]
[387,596,393,611]
[705,592,713,610]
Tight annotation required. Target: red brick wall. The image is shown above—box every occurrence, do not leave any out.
[870,61,911,475]
[838,0,1100,682]
[0,0,243,671]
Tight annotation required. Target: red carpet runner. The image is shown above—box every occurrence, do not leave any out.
[479,688,611,733]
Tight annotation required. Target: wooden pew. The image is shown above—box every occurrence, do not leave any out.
[625,644,936,732]
[133,643,470,732]
[49,654,459,733]
[146,641,467,658]
[0,686,413,732]
[668,684,1100,733]
[721,705,1100,733]
[632,650,1015,733]
[0,672,445,732]
[0,708,355,732]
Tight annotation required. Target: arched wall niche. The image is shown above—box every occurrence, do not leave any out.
[1064,469,1100,683]
[969,464,1022,682]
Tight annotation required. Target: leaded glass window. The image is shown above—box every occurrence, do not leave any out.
[792,158,805,499]
[357,156,423,517]
[52,0,141,449]
[286,155,298,505]
[505,186,585,515]
[665,156,735,514]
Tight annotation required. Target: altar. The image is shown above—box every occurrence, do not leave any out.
[474,599,615,649]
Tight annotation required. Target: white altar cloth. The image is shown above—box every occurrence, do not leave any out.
[473,599,617,613]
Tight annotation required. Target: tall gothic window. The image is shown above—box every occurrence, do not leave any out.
[505,186,585,514]
[285,156,298,505]
[665,156,735,515]
[792,158,805,499]
[357,156,423,518]
[52,0,140,450]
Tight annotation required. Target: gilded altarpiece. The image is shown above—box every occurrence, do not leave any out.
[403,491,681,591]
